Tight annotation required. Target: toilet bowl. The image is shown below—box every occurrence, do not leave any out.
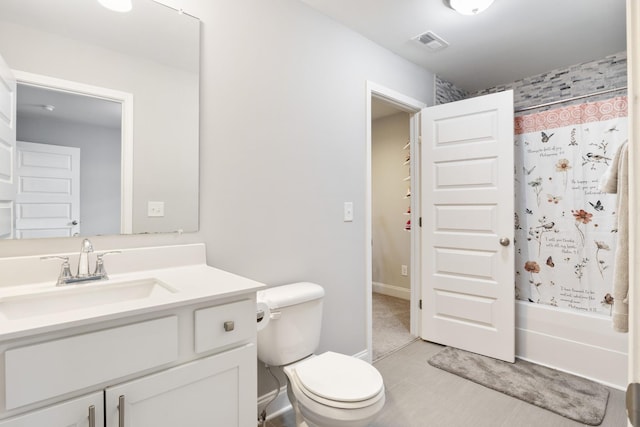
[283,352,385,427]
[256,282,385,427]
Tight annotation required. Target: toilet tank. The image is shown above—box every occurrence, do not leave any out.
[257,282,325,366]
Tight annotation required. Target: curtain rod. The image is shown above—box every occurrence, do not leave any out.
[514,86,628,113]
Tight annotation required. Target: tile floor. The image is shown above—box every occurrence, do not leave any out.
[266,340,627,427]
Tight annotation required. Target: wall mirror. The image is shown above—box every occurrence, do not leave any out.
[0,0,200,239]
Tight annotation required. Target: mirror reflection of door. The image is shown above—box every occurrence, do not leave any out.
[15,141,80,238]
[16,84,122,238]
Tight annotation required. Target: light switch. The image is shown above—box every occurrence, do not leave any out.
[343,202,353,222]
[148,201,165,217]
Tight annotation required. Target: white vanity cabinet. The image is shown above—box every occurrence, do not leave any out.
[0,296,258,427]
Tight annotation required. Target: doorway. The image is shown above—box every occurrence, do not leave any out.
[371,98,412,360]
[365,81,426,361]
[14,70,134,235]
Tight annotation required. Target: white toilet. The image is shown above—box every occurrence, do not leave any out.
[257,282,385,427]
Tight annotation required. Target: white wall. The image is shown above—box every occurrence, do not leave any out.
[0,0,434,399]
[17,116,121,236]
[185,0,433,396]
[372,113,411,295]
[192,0,432,348]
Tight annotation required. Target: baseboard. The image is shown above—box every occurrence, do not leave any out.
[257,349,371,420]
[515,301,628,390]
[353,348,369,361]
[258,385,291,422]
[372,282,411,300]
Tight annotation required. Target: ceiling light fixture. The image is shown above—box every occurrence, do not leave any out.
[97,0,132,13]
[446,0,495,15]
[42,104,55,112]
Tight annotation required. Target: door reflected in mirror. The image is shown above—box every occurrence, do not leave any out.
[0,0,200,239]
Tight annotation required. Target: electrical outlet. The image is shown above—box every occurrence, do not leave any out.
[401,265,408,276]
[343,202,354,222]
[148,201,165,217]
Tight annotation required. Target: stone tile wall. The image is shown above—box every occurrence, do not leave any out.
[436,51,627,112]
[435,75,468,105]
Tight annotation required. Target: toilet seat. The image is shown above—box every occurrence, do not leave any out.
[286,352,385,409]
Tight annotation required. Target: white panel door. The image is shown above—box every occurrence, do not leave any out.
[0,54,16,239]
[421,91,515,362]
[15,141,80,238]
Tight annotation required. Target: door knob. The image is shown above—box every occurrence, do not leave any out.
[499,238,510,247]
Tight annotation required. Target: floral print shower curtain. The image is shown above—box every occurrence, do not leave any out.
[514,96,628,315]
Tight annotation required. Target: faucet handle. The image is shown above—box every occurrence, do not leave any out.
[41,256,74,286]
[93,251,121,278]
[95,251,122,258]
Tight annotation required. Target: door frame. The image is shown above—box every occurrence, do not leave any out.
[628,0,639,422]
[365,81,426,361]
[12,70,134,234]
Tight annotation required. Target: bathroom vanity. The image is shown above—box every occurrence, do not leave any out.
[0,244,263,426]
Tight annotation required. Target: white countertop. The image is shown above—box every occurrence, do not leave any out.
[0,244,265,341]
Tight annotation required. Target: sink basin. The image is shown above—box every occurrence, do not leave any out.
[0,278,176,320]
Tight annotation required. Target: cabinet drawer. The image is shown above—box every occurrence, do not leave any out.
[5,316,178,410]
[194,299,254,353]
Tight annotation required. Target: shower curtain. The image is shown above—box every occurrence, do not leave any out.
[514,96,628,316]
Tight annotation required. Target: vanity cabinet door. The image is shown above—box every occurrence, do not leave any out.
[0,392,104,427]
[105,343,256,427]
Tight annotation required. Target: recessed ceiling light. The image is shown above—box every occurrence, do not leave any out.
[97,0,132,13]
[446,0,495,15]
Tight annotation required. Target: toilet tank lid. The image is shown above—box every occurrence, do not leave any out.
[257,282,325,309]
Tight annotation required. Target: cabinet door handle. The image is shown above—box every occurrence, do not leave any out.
[88,405,96,427]
[119,395,125,427]
[224,320,235,332]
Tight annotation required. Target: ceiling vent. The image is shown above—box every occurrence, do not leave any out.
[413,31,449,51]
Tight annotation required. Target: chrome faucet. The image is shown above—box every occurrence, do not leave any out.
[41,239,121,286]
[77,238,94,277]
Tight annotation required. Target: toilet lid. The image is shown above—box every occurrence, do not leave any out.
[294,352,384,402]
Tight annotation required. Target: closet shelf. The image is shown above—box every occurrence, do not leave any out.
[402,140,411,230]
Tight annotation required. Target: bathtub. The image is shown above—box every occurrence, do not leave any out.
[515,300,628,389]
